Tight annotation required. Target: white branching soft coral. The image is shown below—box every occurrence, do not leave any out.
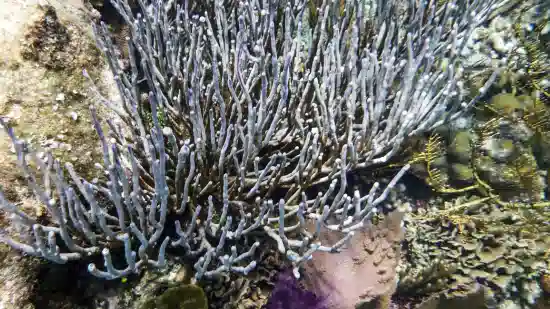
[0,0,504,281]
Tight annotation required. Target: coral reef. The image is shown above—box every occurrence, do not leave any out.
[397,195,549,307]
[413,286,488,309]
[411,90,550,204]
[0,0,502,285]
[0,2,125,308]
[203,245,284,309]
[7,0,550,309]
[139,284,208,309]
[393,3,550,306]
[265,269,326,309]
[300,211,405,309]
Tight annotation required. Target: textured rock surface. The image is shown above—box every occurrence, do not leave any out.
[397,195,549,308]
[0,1,118,308]
[301,211,405,309]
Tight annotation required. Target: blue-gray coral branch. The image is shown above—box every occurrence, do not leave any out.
[0,0,501,280]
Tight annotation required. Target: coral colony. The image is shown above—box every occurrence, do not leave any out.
[0,0,502,283]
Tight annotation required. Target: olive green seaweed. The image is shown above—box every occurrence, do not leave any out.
[140,284,208,309]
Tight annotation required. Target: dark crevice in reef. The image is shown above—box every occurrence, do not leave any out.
[399,173,435,201]
[88,0,133,26]
[28,258,119,309]
[88,0,133,57]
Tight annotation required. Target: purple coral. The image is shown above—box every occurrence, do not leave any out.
[266,269,327,309]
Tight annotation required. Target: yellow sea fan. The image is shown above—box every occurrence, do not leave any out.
[409,133,453,191]
[522,98,550,134]
[513,15,550,98]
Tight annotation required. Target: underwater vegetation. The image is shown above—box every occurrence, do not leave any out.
[409,9,550,206]
[0,0,502,283]
[398,192,550,307]
[381,4,550,306]
[3,0,550,308]
[511,6,550,99]
[398,21,550,307]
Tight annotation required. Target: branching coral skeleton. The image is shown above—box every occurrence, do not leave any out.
[0,0,503,280]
